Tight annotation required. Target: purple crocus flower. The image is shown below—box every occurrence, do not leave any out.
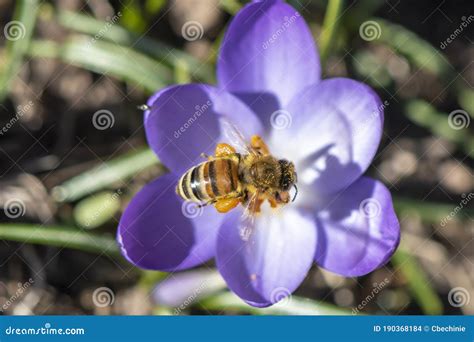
[118,0,400,307]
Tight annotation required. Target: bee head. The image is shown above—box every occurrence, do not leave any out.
[278,159,297,191]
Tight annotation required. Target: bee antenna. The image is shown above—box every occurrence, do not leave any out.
[291,184,298,202]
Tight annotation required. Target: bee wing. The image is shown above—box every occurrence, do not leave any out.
[218,116,258,155]
[238,191,261,242]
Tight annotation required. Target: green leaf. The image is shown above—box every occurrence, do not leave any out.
[119,2,146,34]
[198,292,352,315]
[393,196,474,224]
[319,0,345,64]
[73,191,122,229]
[52,148,160,202]
[145,0,166,15]
[139,270,168,290]
[0,0,39,101]
[458,87,474,116]
[404,100,474,157]
[27,38,171,92]
[219,0,242,15]
[391,249,443,315]
[56,10,214,83]
[0,224,120,256]
[174,58,192,84]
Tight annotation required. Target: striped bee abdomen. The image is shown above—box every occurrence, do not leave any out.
[176,158,240,202]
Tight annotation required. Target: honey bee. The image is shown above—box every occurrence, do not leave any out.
[176,122,298,219]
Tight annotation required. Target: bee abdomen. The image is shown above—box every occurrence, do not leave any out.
[176,164,207,202]
[176,159,239,202]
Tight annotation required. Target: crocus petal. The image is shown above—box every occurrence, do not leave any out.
[153,270,225,308]
[270,78,383,195]
[216,207,316,307]
[145,84,264,175]
[117,174,223,271]
[217,0,320,126]
[314,177,400,276]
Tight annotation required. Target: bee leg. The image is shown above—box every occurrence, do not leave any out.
[268,198,278,208]
[198,199,217,208]
[214,197,240,213]
[239,190,248,203]
[214,143,236,157]
[254,198,264,212]
[250,135,270,155]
